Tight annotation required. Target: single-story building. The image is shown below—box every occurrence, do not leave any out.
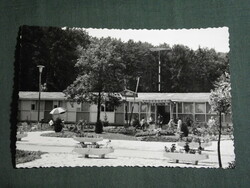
[18,91,232,125]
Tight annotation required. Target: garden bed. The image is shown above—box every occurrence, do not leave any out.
[41,131,78,138]
[16,150,47,164]
[140,135,180,142]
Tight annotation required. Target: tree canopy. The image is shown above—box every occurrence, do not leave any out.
[18,26,229,93]
[18,26,90,92]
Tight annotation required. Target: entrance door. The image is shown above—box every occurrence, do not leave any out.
[157,105,170,124]
[44,101,53,122]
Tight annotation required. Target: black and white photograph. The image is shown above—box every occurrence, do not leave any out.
[15,26,235,168]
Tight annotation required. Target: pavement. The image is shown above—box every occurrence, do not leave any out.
[16,131,235,168]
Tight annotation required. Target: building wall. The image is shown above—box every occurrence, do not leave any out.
[18,99,232,126]
[19,100,45,121]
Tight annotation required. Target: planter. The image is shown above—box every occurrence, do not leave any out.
[73,147,114,158]
[177,142,212,148]
[16,133,28,140]
[164,152,209,165]
[73,137,103,143]
[73,136,114,158]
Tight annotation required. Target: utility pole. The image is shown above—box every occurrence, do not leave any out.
[150,47,169,92]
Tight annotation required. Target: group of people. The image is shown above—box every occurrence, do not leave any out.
[167,117,190,138]
[134,114,191,138]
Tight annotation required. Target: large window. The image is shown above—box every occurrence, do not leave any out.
[31,104,36,110]
[195,114,205,122]
[101,102,114,112]
[183,103,193,114]
[178,103,182,113]
[140,104,147,113]
[195,103,205,113]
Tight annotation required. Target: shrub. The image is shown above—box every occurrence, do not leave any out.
[16,149,47,164]
[227,161,236,169]
[104,127,136,136]
[141,136,179,142]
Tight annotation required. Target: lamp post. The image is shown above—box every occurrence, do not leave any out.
[37,65,44,128]
[150,47,169,92]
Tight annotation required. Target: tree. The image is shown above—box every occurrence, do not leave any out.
[64,37,125,133]
[209,72,231,168]
[19,26,90,92]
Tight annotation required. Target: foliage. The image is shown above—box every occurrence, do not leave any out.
[141,135,180,142]
[19,26,229,93]
[19,26,90,91]
[227,161,236,169]
[16,150,47,164]
[209,72,232,113]
[209,72,232,168]
[135,130,175,137]
[104,127,136,136]
[64,37,126,133]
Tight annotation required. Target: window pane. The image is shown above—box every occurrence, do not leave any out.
[195,114,205,122]
[173,104,177,113]
[151,105,155,113]
[206,102,211,113]
[133,103,139,113]
[116,103,124,113]
[106,102,114,112]
[195,103,205,113]
[140,104,147,113]
[184,103,193,113]
[178,103,182,113]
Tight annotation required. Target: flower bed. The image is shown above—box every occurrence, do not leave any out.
[140,135,180,142]
[41,131,78,138]
[135,130,175,137]
[103,127,136,136]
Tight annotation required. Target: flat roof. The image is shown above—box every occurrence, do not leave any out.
[19,91,210,102]
[19,91,66,100]
[125,93,210,102]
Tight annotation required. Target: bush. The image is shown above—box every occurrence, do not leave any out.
[141,136,179,142]
[135,130,175,137]
[104,127,136,136]
[16,149,47,164]
[227,161,236,169]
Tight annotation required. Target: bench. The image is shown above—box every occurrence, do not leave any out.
[177,142,212,149]
[73,137,114,158]
[164,152,209,165]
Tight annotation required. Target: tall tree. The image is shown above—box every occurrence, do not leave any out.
[64,37,125,133]
[19,26,90,92]
[209,72,231,168]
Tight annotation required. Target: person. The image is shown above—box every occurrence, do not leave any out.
[147,116,153,125]
[157,114,163,128]
[49,119,54,126]
[181,122,189,137]
[207,116,215,128]
[54,117,63,132]
[140,117,147,130]
[177,117,182,133]
[185,117,193,127]
[167,117,176,129]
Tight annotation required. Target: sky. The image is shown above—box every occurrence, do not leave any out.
[84,27,229,53]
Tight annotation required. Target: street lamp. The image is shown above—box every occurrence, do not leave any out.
[37,65,44,128]
[150,47,169,92]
